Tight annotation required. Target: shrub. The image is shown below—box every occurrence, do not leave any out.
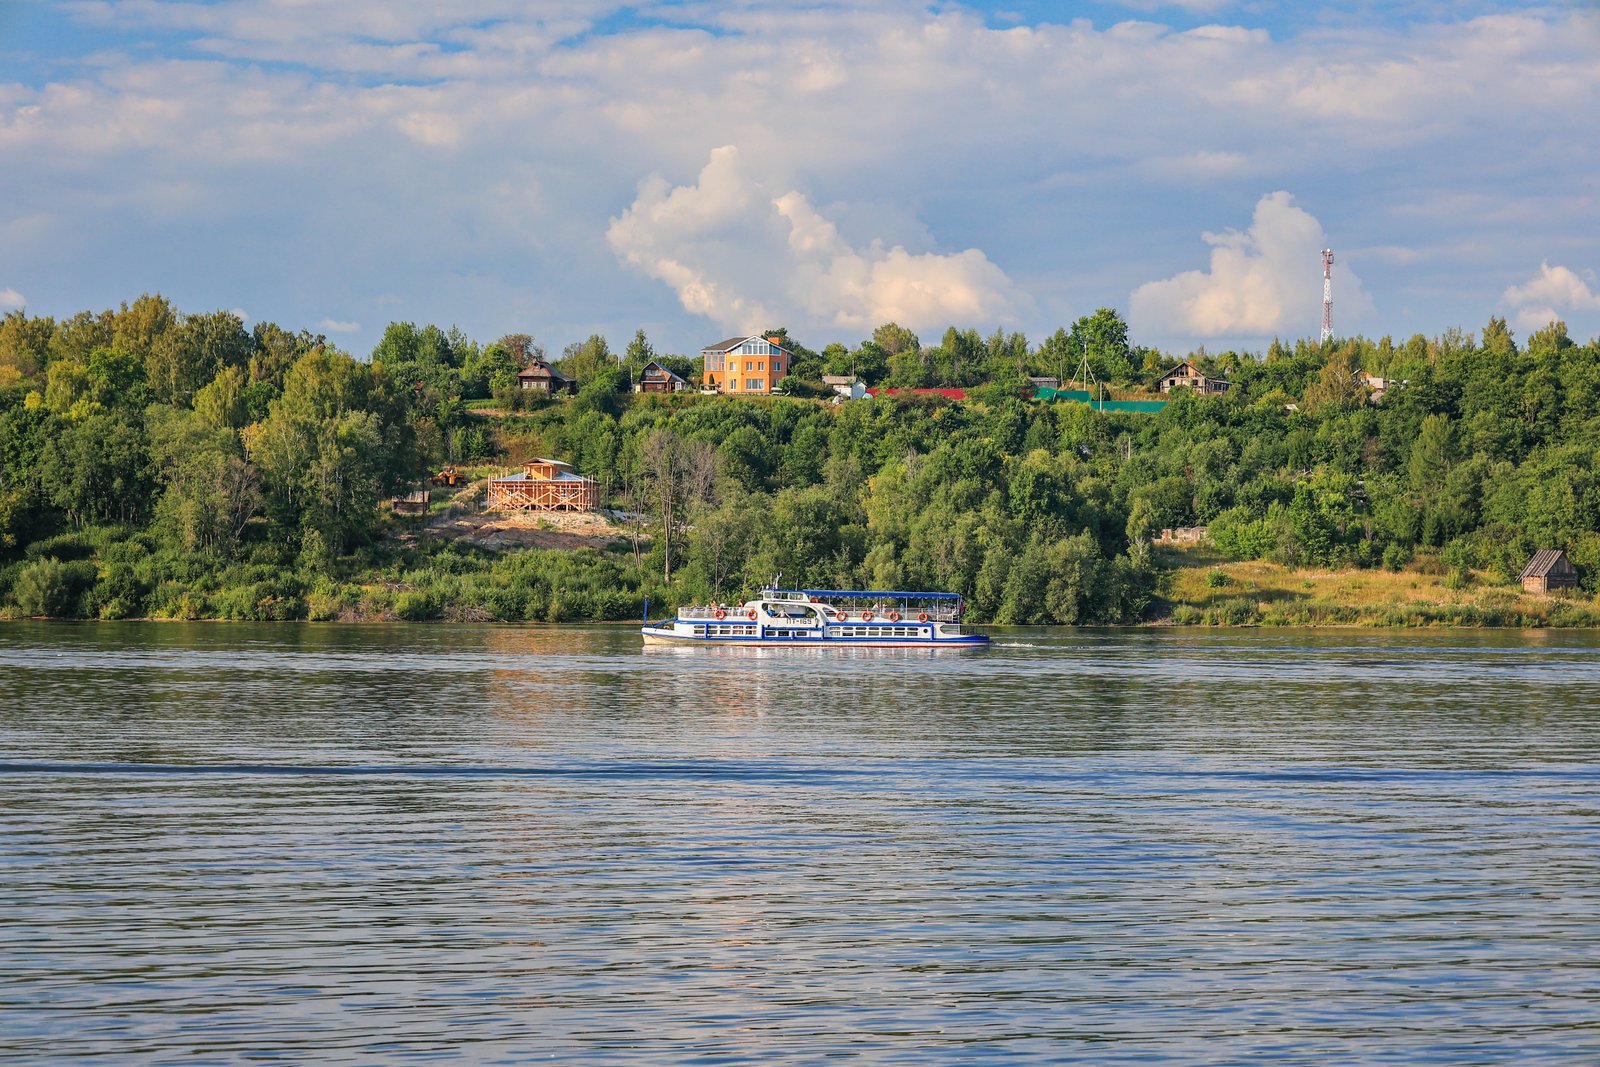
[1170,604,1204,625]
[146,581,208,619]
[1213,597,1261,625]
[12,558,96,617]
[305,581,357,622]
[1381,542,1413,572]
[394,589,440,621]
[1208,506,1278,561]
[1205,569,1233,588]
[97,562,147,619]
[24,532,94,562]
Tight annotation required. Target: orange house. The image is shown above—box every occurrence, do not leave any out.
[701,335,792,394]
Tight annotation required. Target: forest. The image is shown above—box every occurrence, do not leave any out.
[1,295,1598,626]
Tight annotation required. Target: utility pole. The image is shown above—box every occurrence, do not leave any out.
[1321,249,1335,343]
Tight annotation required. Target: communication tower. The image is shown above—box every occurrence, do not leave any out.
[1320,249,1335,343]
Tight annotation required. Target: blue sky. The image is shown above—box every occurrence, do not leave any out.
[3,0,1597,359]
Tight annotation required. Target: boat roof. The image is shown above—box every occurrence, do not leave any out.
[764,588,962,601]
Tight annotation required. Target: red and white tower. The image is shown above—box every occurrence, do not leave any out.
[1320,249,1335,343]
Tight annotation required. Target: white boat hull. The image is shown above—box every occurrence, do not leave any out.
[641,625,988,649]
[643,588,987,649]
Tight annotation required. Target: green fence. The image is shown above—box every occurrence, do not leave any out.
[1033,387,1167,413]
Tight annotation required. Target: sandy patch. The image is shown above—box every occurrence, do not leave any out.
[419,508,633,552]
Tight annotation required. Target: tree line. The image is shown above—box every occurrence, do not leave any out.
[0,294,1596,622]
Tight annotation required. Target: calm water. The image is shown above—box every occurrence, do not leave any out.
[3,623,1599,1064]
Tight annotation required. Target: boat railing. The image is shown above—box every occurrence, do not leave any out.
[677,603,960,622]
[679,605,749,620]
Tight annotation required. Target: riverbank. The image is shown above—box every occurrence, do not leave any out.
[1156,547,1600,627]
[5,521,1598,627]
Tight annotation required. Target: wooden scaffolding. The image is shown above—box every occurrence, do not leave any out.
[485,459,599,513]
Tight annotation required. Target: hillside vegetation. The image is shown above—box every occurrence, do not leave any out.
[1,298,1597,625]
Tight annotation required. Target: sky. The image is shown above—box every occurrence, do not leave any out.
[2,0,1598,360]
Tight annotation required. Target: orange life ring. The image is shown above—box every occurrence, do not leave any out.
[862,611,874,621]
[746,608,757,620]
[888,611,901,622]
[917,612,929,623]
[835,611,847,622]
[714,609,726,620]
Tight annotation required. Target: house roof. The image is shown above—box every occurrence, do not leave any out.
[1158,360,1209,381]
[492,470,594,484]
[702,335,792,355]
[1520,549,1575,579]
[640,360,686,382]
[517,359,571,381]
[494,459,590,485]
[821,375,858,386]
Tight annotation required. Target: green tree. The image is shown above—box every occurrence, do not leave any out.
[1408,413,1455,492]
[194,365,250,430]
[1070,308,1135,383]
[43,412,156,526]
[872,323,920,357]
[559,334,617,386]
[149,406,259,556]
[622,328,656,384]
[146,310,252,406]
[0,310,55,382]
[640,427,717,582]
[111,294,176,361]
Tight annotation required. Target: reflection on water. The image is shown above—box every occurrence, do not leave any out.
[3,622,1600,1064]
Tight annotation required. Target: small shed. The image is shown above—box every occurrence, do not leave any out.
[1520,550,1579,594]
[1156,526,1209,545]
[485,458,598,512]
[392,488,430,515]
[823,374,866,400]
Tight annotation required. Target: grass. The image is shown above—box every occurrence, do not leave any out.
[1155,546,1600,627]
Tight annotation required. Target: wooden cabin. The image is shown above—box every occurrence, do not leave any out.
[1520,549,1579,594]
[1157,360,1231,395]
[634,360,689,394]
[485,458,598,512]
[516,358,577,394]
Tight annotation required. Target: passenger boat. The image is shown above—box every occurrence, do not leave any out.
[641,588,988,648]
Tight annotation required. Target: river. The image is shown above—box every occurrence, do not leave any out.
[3,623,1598,1063]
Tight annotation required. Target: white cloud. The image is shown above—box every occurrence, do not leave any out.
[607,146,1029,337]
[1503,261,1600,332]
[1116,1,1240,13]
[0,288,25,310]
[2,5,1598,352]
[318,318,361,333]
[1130,191,1372,340]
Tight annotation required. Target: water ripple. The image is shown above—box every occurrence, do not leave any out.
[2,623,1599,1064]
